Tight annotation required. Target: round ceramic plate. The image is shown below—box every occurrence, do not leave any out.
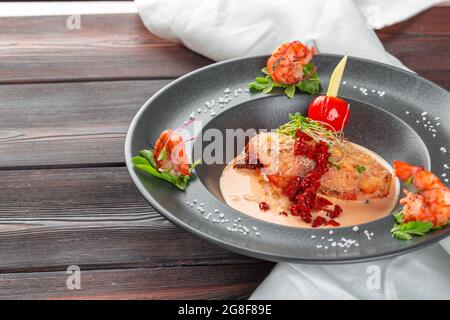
[125,54,450,263]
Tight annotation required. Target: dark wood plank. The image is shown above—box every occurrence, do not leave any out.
[0,80,170,169]
[0,14,211,84]
[1,7,449,85]
[0,264,272,300]
[377,6,450,89]
[0,166,267,273]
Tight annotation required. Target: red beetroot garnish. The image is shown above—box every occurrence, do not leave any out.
[289,204,312,223]
[312,216,327,228]
[327,220,341,227]
[283,129,332,223]
[281,129,343,227]
[294,129,315,159]
[326,205,343,219]
[259,201,270,211]
[314,196,333,210]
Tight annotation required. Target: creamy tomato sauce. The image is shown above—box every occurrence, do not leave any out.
[220,143,400,228]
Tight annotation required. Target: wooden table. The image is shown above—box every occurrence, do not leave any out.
[0,6,448,299]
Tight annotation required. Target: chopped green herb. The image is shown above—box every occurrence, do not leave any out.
[248,64,321,98]
[355,164,366,174]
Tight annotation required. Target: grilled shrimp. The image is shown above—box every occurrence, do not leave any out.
[154,129,190,176]
[394,160,450,227]
[267,41,316,85]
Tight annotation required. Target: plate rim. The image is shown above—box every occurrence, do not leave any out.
[124,53,450,264]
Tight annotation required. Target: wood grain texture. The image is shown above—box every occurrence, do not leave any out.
[0,14,211,84]
[0,166,267,273]
[0,80,170,169]
[0,5,448,299]
[376,6,450,89]
[1,7,449,86]
[0,264,272,300]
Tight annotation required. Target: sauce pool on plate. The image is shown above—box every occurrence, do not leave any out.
[220,142,400,228]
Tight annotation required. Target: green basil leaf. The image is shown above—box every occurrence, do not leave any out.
[132,155,150,166]
[135,163,161,177]
[297,78,321,95]
[248,82,268,91]
[401,221,433,235]
[355,164,366,174]
[284,85,296,99]
[262,84,274,94]
[139,149,157,168]
[392,230,412,241]
[391,219,434,241]
[255,77,269,84]
[261,67,269,75]
[392,211,404,224]
[133,149,192,191]
[303,63,316,74]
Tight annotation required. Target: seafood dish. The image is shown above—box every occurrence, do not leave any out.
[132,40,449,241]
[220,129,399,228]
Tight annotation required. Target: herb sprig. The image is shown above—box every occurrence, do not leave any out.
[132,149,200,190]
[277,112,343,147]
[248,64,321,98]
[391,210,435,240]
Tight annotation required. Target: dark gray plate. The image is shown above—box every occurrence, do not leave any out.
[125,54,450,263]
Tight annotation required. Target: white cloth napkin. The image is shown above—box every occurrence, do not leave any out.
[135,0,450,299]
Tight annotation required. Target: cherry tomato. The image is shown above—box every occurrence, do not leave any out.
[308,95,350,132]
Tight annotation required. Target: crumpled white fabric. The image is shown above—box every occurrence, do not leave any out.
[135,0,441,65]
[135,0,450,299]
